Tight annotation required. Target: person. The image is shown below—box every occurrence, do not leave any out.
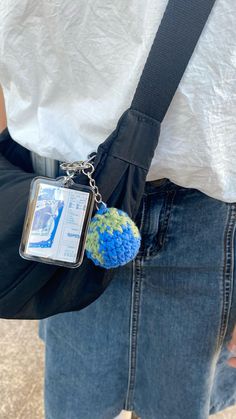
[0,86,7,133]
[0,1,236,418]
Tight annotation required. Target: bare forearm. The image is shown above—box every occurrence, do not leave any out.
[0,85,7,133]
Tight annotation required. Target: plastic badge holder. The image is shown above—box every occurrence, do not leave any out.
[19,177,95,268]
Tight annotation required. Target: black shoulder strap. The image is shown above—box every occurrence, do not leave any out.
[131,0,217,122]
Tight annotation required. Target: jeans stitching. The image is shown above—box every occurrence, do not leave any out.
[217,203,236,350]
[125,198,146,411]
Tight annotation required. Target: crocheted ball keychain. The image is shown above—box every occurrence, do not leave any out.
[86,202,141,269]
[60,159,141,269]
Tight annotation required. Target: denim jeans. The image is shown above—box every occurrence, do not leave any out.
[39,178,236,419]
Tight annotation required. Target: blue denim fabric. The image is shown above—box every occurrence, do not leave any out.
[39,178,236,419]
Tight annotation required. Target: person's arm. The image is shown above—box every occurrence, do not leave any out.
[0,84,7,133]
[228,326,236,368]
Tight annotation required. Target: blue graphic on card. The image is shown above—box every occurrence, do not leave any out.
[29,187,64,248]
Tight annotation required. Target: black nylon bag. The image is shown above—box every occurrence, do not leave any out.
[0,112,158,319]
[0,0,216,319]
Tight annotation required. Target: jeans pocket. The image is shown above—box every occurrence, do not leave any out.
[139,188,176,259]
[150,189,176,257]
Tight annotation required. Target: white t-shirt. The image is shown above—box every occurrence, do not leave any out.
[0,0,236,202]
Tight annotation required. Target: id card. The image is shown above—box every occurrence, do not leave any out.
[19,177,95,268]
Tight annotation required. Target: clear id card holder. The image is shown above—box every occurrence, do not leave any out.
[19,158,101,268]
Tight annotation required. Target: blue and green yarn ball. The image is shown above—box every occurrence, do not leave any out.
[85,204,141,269]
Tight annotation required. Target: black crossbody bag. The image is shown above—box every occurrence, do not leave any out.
[0,0,216,319]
